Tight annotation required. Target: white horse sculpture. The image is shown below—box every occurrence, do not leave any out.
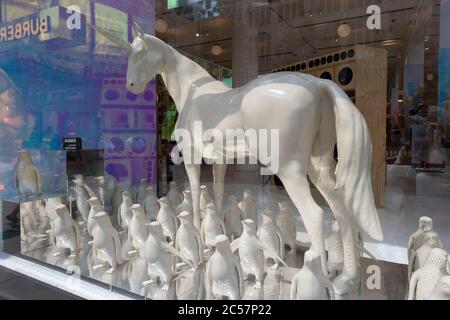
[94,23,383,295]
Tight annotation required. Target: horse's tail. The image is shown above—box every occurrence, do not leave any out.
[321,81,383,241]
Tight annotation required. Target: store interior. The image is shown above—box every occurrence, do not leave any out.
[0,0,449,300]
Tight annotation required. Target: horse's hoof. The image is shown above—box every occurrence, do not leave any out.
[332,273,360,298]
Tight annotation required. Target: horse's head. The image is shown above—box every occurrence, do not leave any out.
[92,22,163,94]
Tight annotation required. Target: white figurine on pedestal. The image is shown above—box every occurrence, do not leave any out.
[50,204,80,258]
[408,217,433,256]
[156,197,178,243]
[128,204,149,252]
[409,248,449,300]
[87,197,103,237]
[117,191,133,231]
[93,23,383,295]
[175,211,205,300]
[426,275,450,300]
[409,231,443,280]
[205,235,244,300]
[231,219,286,290]
[290,249,335,300]
[15,149,41,196]
[201,203,226,249]
[238,189,258,224]
[223,195,244,241]
[167,181,183,209]
[176,190,193,214]
[72,178,90,224]
[276,201,298,254]
[199,185,213,220]
[257,209,284,270]
[176,211,204,268]
[143,186,160,222]
[90,211,126,273]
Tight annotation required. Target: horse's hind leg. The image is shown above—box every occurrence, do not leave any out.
[185,163,201,229]
[308,158,360,294]
[277,161,327,275]
[308,97,360,295]
[213,163,227,218]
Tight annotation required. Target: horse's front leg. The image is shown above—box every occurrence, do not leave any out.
[185,163,201,229]
[213,163,227,219]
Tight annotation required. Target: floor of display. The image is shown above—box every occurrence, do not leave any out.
[0,263,80,300]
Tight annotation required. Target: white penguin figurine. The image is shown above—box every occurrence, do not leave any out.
[223,195,244,241]
[201,203,226,249]
[231,219,286,289]
[290,249,335,300]
[128,204,149,252]
[87,197,103,237]
[90,211,126,273]
[15,149,41,196]
[117,191,133,231]
[325,219,345,275]
[238,189,258,224]
[136,178,148,204]
[426,275,450,300]
[103,174,116,209]
[176,190,193,214]
[408,217,436,266]
[409,248,449,300]
[176,211,204,268]
[50,204,80,258]
[167,181,183,209]
[409,231,443,280]
[205,235,244,300]
[257,209,285,270]
[140,222,192,294]
[276,201,298,253]
[143,186,160,222]
[72,179,90,223]
[199,185,213,220]
[156,197,178,244]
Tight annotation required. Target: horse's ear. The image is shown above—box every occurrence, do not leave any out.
[132,22,145,38]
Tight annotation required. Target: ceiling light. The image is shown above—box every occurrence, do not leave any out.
[195,33,200,37]
[211,43,222,56]
[337,23,352,38]
[155,18,168,33]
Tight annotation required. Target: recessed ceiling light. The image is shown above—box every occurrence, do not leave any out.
[337,23,352,38]
[155,19,168,33]
[211,43,222,56]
